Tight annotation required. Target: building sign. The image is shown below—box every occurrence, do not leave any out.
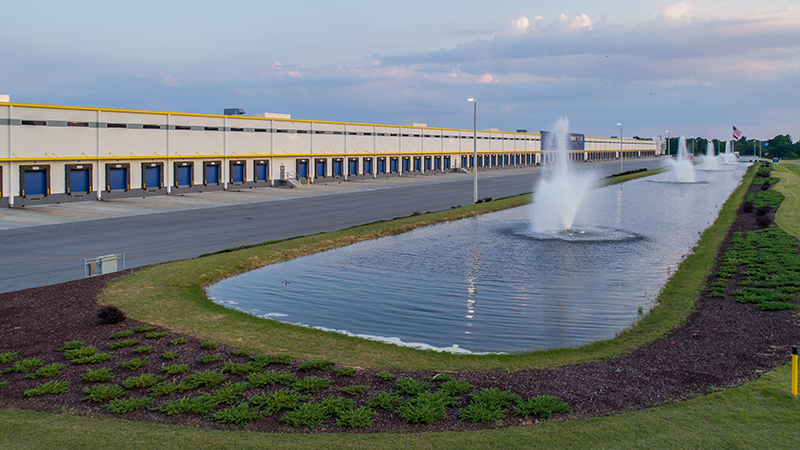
[541,131,585,150]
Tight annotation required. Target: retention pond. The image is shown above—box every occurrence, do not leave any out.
[207,165,747,353]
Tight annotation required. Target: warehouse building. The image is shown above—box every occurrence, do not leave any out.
[0,98,659,207]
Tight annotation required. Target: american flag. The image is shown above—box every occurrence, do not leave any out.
[733,126,742,140]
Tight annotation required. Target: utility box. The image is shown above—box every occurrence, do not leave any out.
[85,253,125,277]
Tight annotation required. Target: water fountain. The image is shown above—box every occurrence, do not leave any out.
[530,118,596,232]
[699,141,719,170]
[665,136,696,182]
[722,140,737,164]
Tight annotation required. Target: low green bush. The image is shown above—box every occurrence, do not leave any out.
[336,406,377,428]
[280,402,330,428]
[394,378,431,396]
[57,341,84,351]
[0,352,19,363]
[133,326,157,333]
[25,363,65,379]
[376,371,395,381]
[145,332,170,339]
[366,391,403,412]
[154,394,221,416]
[513,396,572,418]
[398,392,450,424]
[132,345,154,354]
[333,367,356,377]
[249,389,310,415]
[169,337,189,346]
[198,354,223,364]
[24,380,70,397]
[211,402,262,427]
[341,385,368,396]
[162,364,189,375]
[459,401,506,424]
[118,358,149,371]
[83,384,125,402]
[104,396,154,414]
[247,370,297,387]
[439,379,473,396]
[108,340,140,350]
[122,373,165,389]
[6,357,43,373]
[210,381,249,404]
[179,370,228,391]
[293,376,334,394]
[161,351,180,360]
[109,330,134,340]
[81,368,114,383]
[200,342,218,350]
[297,359,335,372]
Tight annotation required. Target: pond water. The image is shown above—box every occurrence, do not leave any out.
[207,165,748,353]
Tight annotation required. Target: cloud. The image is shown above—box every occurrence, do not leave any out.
[160,73,179,87]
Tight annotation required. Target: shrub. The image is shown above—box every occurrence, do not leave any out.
[394,378,431,396]
[293,376,334,394]
[280,403,330,428]
[57,341,84,351]
[297,359,335,372]
[398,392,449,424]
[25,363,65,379]
[468,388,521,409]
[72,353,115,364]
[145,332,169,339]
[150,381,181,397]
[132,346,154,354]
[104,396,153,414]
[198,354,223,364]
[108,339,140,350]
[252,353,292,365]
[0,352,19,363]
[133,326,157,333]
[98,305,126,324]
[231,348,250,357]
[211,381,250,404]
[200,342,219,350]
[155,394,221,416]
[83,384,126,402]
[64,346,98,360]
[319,396,354,417]
[212,402,262,427]
[222,361,263,375]
[366,392,403,412]
[341,385,368,396]
[122,373,165,389]
[6,357,43,373]
[376,371,395,381]
[82,368,114,383]
[513,396,572,418]
[0,381,8,388]
[459,401,506,424]
[333,367,356,377]
[249,389,310,415]
[247,370,297,387]
[118,358,149,370]
[424,373,453,383]
[439,379,473,396]
[162,364,189,375]
[24,380,70,397]
[109,330,134,339]
[336,406,377,429]
[179,370,228,390]
[161,351,180,360]
[169,337,189,346]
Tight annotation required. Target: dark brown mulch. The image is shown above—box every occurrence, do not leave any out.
[0,178,798,433]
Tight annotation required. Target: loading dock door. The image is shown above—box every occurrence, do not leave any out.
[315,160,326,178]
[428,157,434,171]
[377,159,386,174]
[230,162,245,183]
[69,168,91,193]
[434,157,441,170]
[255,162,268,182]
[349,159,358,176]
[414,158,421,171]
[461,156,467,168]
[333,160,343,177]
[390,158,398,173]
[22,168,48,197]
[144,165,162,189]
[364,159,373,174]
[176,164,192,187]
[107,165,129,191]
[444,156,451,169]
[297,161,309,179]
[204,162,221,185]
[402,158,410,173]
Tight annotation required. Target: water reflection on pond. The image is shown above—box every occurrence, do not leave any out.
[207,166,747,353]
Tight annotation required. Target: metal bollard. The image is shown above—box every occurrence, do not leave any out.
[793,345,798,396]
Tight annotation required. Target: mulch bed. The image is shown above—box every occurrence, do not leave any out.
[0,175,798,433]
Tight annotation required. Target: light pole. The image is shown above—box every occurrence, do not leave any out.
[666,130,669,156]
[467,98,477,204]
[617,123,623,173]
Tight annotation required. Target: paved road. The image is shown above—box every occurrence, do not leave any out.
[0,158,665,293]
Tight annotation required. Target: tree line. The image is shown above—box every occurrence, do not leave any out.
[664,135,800,159]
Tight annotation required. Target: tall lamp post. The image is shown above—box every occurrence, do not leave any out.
[617,123,623,173]
[467,98,477,204]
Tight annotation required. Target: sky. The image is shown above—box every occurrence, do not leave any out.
[2,0,799,141]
